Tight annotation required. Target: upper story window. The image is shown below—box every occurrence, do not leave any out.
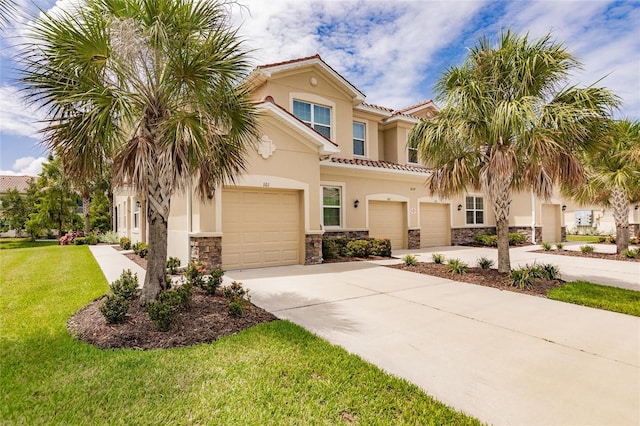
[465,196,484,225]
[293,100,331,139]
[353,122,366,156]
[322,186,341,227]
[408,144,419,164]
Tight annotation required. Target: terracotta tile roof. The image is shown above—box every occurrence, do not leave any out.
[394,99,435,114]
[360,102,394,113]
[328,157,429,173]
[258,54,322,70]
[0,175,34,193]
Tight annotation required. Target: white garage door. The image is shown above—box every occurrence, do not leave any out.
[541,204,560,243]
[420,203,451,247]
[222,188,300,270]
[369,201,406,249]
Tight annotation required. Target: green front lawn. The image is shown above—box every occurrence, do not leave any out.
[548,281,640,317]
[565,235,602,243]
[0,237,58,250]
[0,243,479,425]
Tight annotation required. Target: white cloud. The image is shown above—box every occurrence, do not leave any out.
[0,156,46,176]
[0,85,45,138]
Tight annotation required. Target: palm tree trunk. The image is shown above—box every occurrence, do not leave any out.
[611,187,629,254]
[82,195,91,235]
[139,177,171,304]
[492,181,512,273]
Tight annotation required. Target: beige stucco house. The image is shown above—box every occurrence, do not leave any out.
[114,55,565,270]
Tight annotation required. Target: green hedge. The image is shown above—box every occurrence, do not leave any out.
[322,237,392,260]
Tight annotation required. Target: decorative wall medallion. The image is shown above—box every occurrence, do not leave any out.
[257,135,276,159]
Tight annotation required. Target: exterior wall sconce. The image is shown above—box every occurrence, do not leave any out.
[457,204,462,211]
[354,199,359,208]
[635,205,639,210]
[562,205,566,211]
[136,200,141,208]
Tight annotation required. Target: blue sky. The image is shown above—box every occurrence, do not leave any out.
[1,0,638,175]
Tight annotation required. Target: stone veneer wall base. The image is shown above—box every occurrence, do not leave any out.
[190,236,222,268]
[408,229,420,249]
[305,234,323,265]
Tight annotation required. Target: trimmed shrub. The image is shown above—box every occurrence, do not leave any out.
[174,281,193,310]
[228,299,244,317]
[99,294,130,324]
[345,239,371,258]
[110,269,139,300]
[508,233,527,245]
[146,290,183,331]
[98,231,119,244]
[133,242,148,258]
[119,237,131,250]
[446,258,468,274]
[166,257,181,275]
[85,233,98,245]
[222,281,250,302]
[477,256,494,269]
[474,233,497,247]
[432,253,445,264]
[541,242,552,251]
[185,260,207,287]
[370,238,392,257]
[580,245,595,254]
[203,268,224,296]
[402,254,418,266]
[74,237,87,245]
[322,238,341,260]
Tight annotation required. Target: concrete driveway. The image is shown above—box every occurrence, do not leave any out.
[227,257,640,425]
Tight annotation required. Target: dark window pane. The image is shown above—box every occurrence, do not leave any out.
[476,211,484,224]
[353,122,365,139]
[476,197,484,209]
[466,211,474,224]
[323,187,340,206]
[323,208,340,227]
[466,197,474,210]
[354,140,365,156]
[315,124,331,139]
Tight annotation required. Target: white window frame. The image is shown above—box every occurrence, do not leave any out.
[465,196,485,225]
[133,199,140,230]
[291,99,333,139]
[353,121,366,157]
[321,185,343,228]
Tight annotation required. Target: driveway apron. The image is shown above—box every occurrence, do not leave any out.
[227,262,640,426]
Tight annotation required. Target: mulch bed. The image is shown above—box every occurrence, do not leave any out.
[125,252,148,269]
[68,288,277,350]
[69,250,276,350]
[388,263,564,297]
[530,249,640,262]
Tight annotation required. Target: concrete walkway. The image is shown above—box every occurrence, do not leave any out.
[89,244,640,425]
[226,260,640,425]
[89,245,146,284]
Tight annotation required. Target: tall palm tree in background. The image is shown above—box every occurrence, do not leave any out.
[21,0,260,303]
[563,119,640,253]
[410,30,617,273]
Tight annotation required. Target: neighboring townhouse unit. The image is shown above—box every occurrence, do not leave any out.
[114,54,565,269]
[562,201,640,237]
[0,175,35,237]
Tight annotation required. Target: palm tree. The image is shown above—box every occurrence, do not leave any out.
[563,119,640,253]
[21,0,259,303]
[409,30,618,273]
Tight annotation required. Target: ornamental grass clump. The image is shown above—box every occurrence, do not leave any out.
[446,258,468,275]
[541,242,552,251]
[402,254,418,266]
[431,253,445,264]
[580,245,595,254]
[555,243,564,250]
[476,256,494,269]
